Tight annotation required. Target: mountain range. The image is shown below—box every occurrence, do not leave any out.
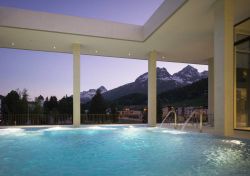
[80,65,208,103]
[80,86,107,103]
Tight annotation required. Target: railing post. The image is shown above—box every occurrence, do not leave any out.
[174,110,177,129]
[199,110,203,133]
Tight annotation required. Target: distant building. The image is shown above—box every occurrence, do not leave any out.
[162,106,208,122]
[119,107,143,120]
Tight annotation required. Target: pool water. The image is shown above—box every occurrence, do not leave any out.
[0,125,250,176]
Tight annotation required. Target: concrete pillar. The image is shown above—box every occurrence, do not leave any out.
[213,0,234,136]
[208,58,214,119]
[148,51,157,127]
[72,44,81,127]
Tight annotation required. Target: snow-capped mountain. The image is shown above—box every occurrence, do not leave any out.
[200,71,208,79]
[83,65,208,102]
[135,67,172,83]
[97,86,107,93]
[80,86,107,103]
[135,65,207,84]
[172,65,202,84]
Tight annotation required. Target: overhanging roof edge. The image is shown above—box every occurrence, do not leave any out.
[0,1,186,42]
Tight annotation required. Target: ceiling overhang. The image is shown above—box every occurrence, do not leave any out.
[0,0,249,65]
[0,0,186,41]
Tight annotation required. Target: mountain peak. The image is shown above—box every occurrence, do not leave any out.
[175,65,198,75]
[183,65,198,72]
[156,67,172,80]
[186,65,193,68]
[173,65,200,84]
[80,86,107,103]
[156,67,169,73]
[135,72,148,82]
[135,67,172,82]
[200,71,208,78]
[156,67,167,71]
[97,86,108,93]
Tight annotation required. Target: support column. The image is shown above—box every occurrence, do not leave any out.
[214,0,234,136]
[208,58,214,119]
[148,51,157,127]
[72,44,81,127]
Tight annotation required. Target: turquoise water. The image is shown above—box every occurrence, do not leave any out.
[0,125,250,176]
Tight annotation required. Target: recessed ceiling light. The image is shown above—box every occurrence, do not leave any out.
[11,42,15,46]
[53,46,56,49]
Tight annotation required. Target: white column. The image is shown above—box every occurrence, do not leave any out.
[214,0,234,136]
[148,51,157,127]
[208,58,214,117]
[72,44,81,127]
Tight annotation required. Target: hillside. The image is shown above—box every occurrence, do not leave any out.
[102,65,207,101]
[110,78,208,107]
[159,78,208,107]
[112,93,147,106]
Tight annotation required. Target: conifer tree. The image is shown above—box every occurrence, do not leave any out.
[89,90,106,114]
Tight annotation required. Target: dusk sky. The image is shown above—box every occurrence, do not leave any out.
[0,48,207,100]
[0,0,165,25]
[0,0,208,100]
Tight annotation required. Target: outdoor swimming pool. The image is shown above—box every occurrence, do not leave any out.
[0,125,250,176]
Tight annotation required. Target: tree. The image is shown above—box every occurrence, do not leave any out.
[58,96,73,114]
[35,95,44,104]
[43,96,58,114]
[20,89,29,114]
[32,95,45,114]
[0,95,4,114]
[157,98,163,123]
[48,96,58,114]
[2,90,20,113]
[43,97,49,114]
[2,90,28,114]
[21,89,29,101]
[89,90,106,114]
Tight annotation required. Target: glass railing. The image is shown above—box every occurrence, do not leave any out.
[0,114,73,126]
[0,113,144,126]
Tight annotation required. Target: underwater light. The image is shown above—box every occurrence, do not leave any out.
[222,139,244,145]
[87,126,102,129]
[161,130,186,134]
[86,126,117,130]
